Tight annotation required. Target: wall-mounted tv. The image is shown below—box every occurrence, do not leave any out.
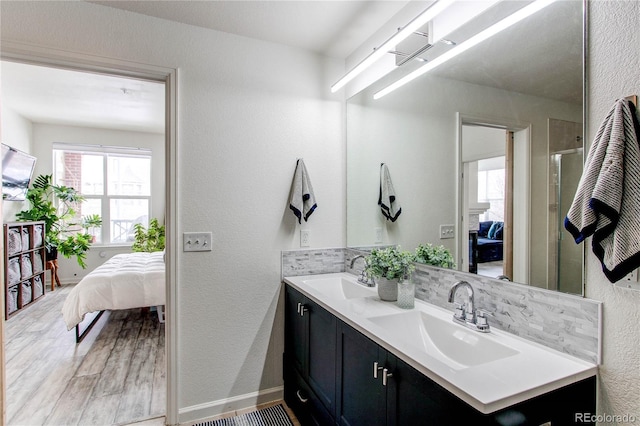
[2,144,37,201]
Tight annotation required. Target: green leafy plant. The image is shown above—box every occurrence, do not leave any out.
[414,243,456,269]
[16,174,102,268]
[131,217,165,252]
[364,246,415,280]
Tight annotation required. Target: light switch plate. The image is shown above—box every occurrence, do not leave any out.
[183,232,212,252]
[439,224,455,239]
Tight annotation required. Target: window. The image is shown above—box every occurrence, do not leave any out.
[477,156,505,222]
[53,143,152,244]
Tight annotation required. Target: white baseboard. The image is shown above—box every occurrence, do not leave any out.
[178,386,284,425]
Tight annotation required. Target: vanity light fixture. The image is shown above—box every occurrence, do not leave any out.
[373,0,556,100]
[330,0,455,93]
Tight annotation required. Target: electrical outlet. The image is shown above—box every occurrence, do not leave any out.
[183,232,212,252]
[439,224,455,239]
[300,230,310,247]
[375,227,383,244]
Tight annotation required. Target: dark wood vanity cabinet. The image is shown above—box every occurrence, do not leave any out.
[284,284,596,426]
[335,322,481,426]
[336,322,387,425]
[284,286,337,425]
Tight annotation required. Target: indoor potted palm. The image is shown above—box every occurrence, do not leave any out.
[131,217,165,252]
[16,174,102,268]
[364,246,415,302]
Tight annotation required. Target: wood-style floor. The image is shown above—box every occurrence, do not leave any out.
[5,284,166,426]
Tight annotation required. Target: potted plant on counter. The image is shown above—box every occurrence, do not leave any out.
[414,243,456,269]
[364,246,415,302]
[16,174,102,268]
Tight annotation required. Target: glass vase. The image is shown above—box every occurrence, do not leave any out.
[396,278,415,309]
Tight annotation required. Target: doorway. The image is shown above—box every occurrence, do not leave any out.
[0,50,177,425]
[458,116,530,283]
[547,118,584,293]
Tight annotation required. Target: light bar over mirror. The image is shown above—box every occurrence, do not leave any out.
[330,0,456,93]
[374,0,556,99]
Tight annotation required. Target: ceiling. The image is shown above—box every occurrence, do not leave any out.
[1,1,583,134]
[88,0,411,59]
[1,63,166,133]
[1,0,410,134]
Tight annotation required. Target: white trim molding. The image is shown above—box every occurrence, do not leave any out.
[178,386,284,425]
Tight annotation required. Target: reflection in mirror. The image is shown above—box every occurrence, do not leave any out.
[346,0,584,294]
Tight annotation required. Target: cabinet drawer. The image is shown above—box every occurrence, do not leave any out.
[284,367,333,426]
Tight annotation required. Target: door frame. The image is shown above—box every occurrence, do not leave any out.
[0,40,180,426]
[456,113,531,283]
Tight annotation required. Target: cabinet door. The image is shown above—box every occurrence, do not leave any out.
[388,354,481,426]
[285,286,338,419]
[307,298,337,416]
[285,286,308,375]
[336,321,387,426]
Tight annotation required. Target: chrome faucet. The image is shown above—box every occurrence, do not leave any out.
[350,255,375,287]
[447,280,490,332]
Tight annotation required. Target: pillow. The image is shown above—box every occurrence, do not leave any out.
[478,221,492,237]
[495,224,504,240]
[487,222,500,239]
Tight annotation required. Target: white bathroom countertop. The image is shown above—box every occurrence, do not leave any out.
[283,272,598,414]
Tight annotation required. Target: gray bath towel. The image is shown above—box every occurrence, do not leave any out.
[378,163,401,222]
[565,99,640,282]
[289,159,317,224]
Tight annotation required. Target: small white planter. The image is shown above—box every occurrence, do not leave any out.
[376,277,398,301]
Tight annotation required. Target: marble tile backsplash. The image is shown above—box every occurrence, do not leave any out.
[281,248,345,280]
[282,248,601,364]
[410,263,601,364]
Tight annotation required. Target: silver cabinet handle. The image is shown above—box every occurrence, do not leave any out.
[296,389,309,403]
[297,302,308,316]
[373,361,383,379]
[382,368,393,386]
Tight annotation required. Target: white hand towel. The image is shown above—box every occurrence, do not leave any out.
[378,163,401,222]
[565,99,640,282]
[289,159,317,224]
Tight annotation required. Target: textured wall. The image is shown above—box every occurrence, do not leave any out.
[0,1,345,423]
[587,1,640,423]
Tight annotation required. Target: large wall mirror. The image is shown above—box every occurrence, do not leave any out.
[346,0,585,295]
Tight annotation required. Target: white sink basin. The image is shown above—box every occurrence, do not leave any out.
[368,310,519,370]
[302,276,377,300]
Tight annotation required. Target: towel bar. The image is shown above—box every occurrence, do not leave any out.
[625,95,637,107]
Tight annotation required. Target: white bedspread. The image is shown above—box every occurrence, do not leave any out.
[62,251,165,330]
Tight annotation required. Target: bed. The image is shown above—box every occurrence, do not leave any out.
[62,251,165,342]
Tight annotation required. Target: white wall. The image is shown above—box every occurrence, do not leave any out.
[587,1,640,423]
[29,123,166,283]
[1,106,33,221]
[0,1,344,422]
